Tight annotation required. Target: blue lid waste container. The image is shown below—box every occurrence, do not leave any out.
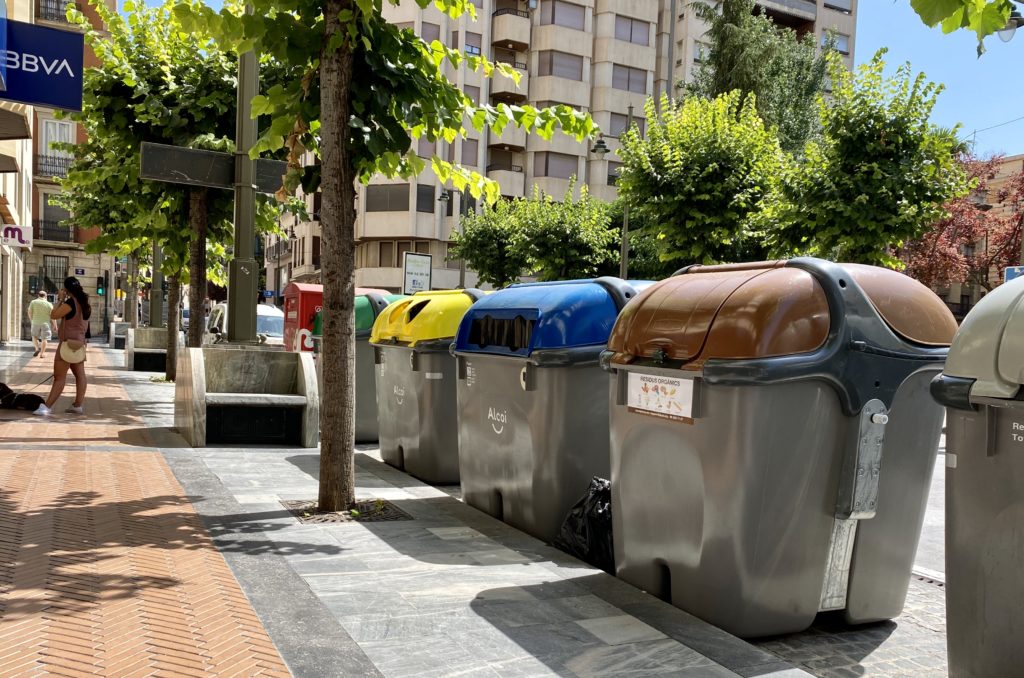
[454,277,649,542]
[603,258,956,638]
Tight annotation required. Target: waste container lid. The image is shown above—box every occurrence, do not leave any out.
[355,293,406,333]
[453,278,652,357]
[607,260,955,369]
[942,277,1024,399]
[370,289,484,347]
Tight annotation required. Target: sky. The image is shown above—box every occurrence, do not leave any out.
[856,2,1024,158]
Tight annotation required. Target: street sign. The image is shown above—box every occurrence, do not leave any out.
[1006,266,1024,283]
[403,252,432,295]
[139,142,289,195]
[263,290,275,298]
[74,267,85,275]
[0,224,30,249]
[1,20,84,110]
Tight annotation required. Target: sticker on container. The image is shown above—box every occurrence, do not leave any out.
[627,373,695,423]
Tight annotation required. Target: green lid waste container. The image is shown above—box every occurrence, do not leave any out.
[932,277,1024,678]
[370,289,485,483]
[603,258,956,638]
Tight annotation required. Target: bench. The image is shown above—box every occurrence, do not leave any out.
[125,327,184,371]
[109,322,129,350]
[175,346,319,448]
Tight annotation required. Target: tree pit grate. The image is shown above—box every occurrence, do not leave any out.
[281,498,414,524]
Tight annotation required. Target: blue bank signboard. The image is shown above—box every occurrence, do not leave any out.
[1,19,83,111]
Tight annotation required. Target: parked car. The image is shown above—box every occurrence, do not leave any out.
[204,302,284,346]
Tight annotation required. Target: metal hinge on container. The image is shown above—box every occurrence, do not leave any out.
[820,398,889,612]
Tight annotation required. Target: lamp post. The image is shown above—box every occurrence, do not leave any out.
[999,1,1024,41]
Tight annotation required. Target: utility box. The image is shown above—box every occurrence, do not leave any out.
[282,282,322,352]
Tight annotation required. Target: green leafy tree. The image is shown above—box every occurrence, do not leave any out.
[763,51,970,266]
[176,0,596,511]
[910,0,1012,51]
[519,185,617,281]
[450,199,531,288]
[617,92,785,265]
[687,0,830,153]
[59,0,282,377]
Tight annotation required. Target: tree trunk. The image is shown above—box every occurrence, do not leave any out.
[188,188,208,347]
[318,0,357,512]
[127,253,139,329]
[165,274,181,381]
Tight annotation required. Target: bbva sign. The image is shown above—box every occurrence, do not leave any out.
[0,19,84,111]
[0,50,75,78]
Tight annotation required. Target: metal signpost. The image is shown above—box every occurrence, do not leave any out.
[403,252,432,295]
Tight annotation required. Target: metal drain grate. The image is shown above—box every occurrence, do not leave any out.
[281,498,414,524]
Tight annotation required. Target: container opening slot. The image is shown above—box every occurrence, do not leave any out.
[468,314,536,353]
[406,301,429,322]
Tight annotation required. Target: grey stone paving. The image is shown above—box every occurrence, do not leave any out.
[109,347,806,678]
[19,344,950,678]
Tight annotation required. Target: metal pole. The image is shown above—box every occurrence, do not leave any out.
[665,0,677,102]
[227,5,259,342]
[459,192,467,288]
[150,240,164,328]
[618,105,634,280]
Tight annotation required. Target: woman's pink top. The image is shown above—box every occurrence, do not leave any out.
[59,298,89,343]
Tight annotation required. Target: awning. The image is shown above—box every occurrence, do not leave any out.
[0,103,30,141]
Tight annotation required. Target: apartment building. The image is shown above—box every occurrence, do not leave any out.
[265,0,858,296]
[0,0,40,344]
[19,0,115,339]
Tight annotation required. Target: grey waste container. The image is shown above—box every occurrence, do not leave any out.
[932,277,1024,678]
[371,289,484,484]
[454,277,649,543]
[603,258,957,638]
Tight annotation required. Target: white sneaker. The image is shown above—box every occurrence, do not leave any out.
[33,404,51,416]
[65,406,84,414]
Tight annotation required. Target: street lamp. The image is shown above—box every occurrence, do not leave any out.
[591,134,609,157]
[999,2,1024,41]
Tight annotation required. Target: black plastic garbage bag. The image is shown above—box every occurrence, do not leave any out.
[554,477,614,573]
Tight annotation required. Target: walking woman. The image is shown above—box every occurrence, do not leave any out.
[34,277,91,416]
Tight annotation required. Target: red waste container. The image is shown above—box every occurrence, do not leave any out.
[283,282,323,351]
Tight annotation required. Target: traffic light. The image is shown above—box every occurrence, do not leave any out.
[96,275,105,296]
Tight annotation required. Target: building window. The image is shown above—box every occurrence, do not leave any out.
[612,64,647,94]
[312,236,321,268]
[534,151,578,179]
[416,136,434,158]
[461,138,479,167]
[416,184,436,213]
[43,255,69,294]
[693,41,710,63]
[609,113,645,137]
[614,16,649,46]
[539,0,585,30]
[415,241,431,255]
[379,241,395,267]
[397,241,412,265]
[421,21,440,43]
[450,30,459,49]
[365,184,410,212]
[607,161,622,186]
[822,32,851,55]
[465,32,482,55]
[443,189,455,216]
[40,119,74,156]
[538,50,584,81]
[464,85,481,105]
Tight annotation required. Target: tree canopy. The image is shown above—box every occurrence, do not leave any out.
[687,0,830,153]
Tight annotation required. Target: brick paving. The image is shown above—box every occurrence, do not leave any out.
[0,349,290,677]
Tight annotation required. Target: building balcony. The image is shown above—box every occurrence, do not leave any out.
[492,8,530,52]
[35,154,71,180]
[489,124,526,151]
[267,239,293,260]
[823,0,852,13]
[757,0,816,29]
[34,219,74,243]
[487,164,525,197]
[36,0,79,23]
[491,66,528,103]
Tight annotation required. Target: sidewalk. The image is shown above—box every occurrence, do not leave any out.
[1,344,949,677]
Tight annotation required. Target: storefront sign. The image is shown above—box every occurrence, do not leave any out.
[403,252,432,295]
[0,224,30,249]
[2,19,84,110]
